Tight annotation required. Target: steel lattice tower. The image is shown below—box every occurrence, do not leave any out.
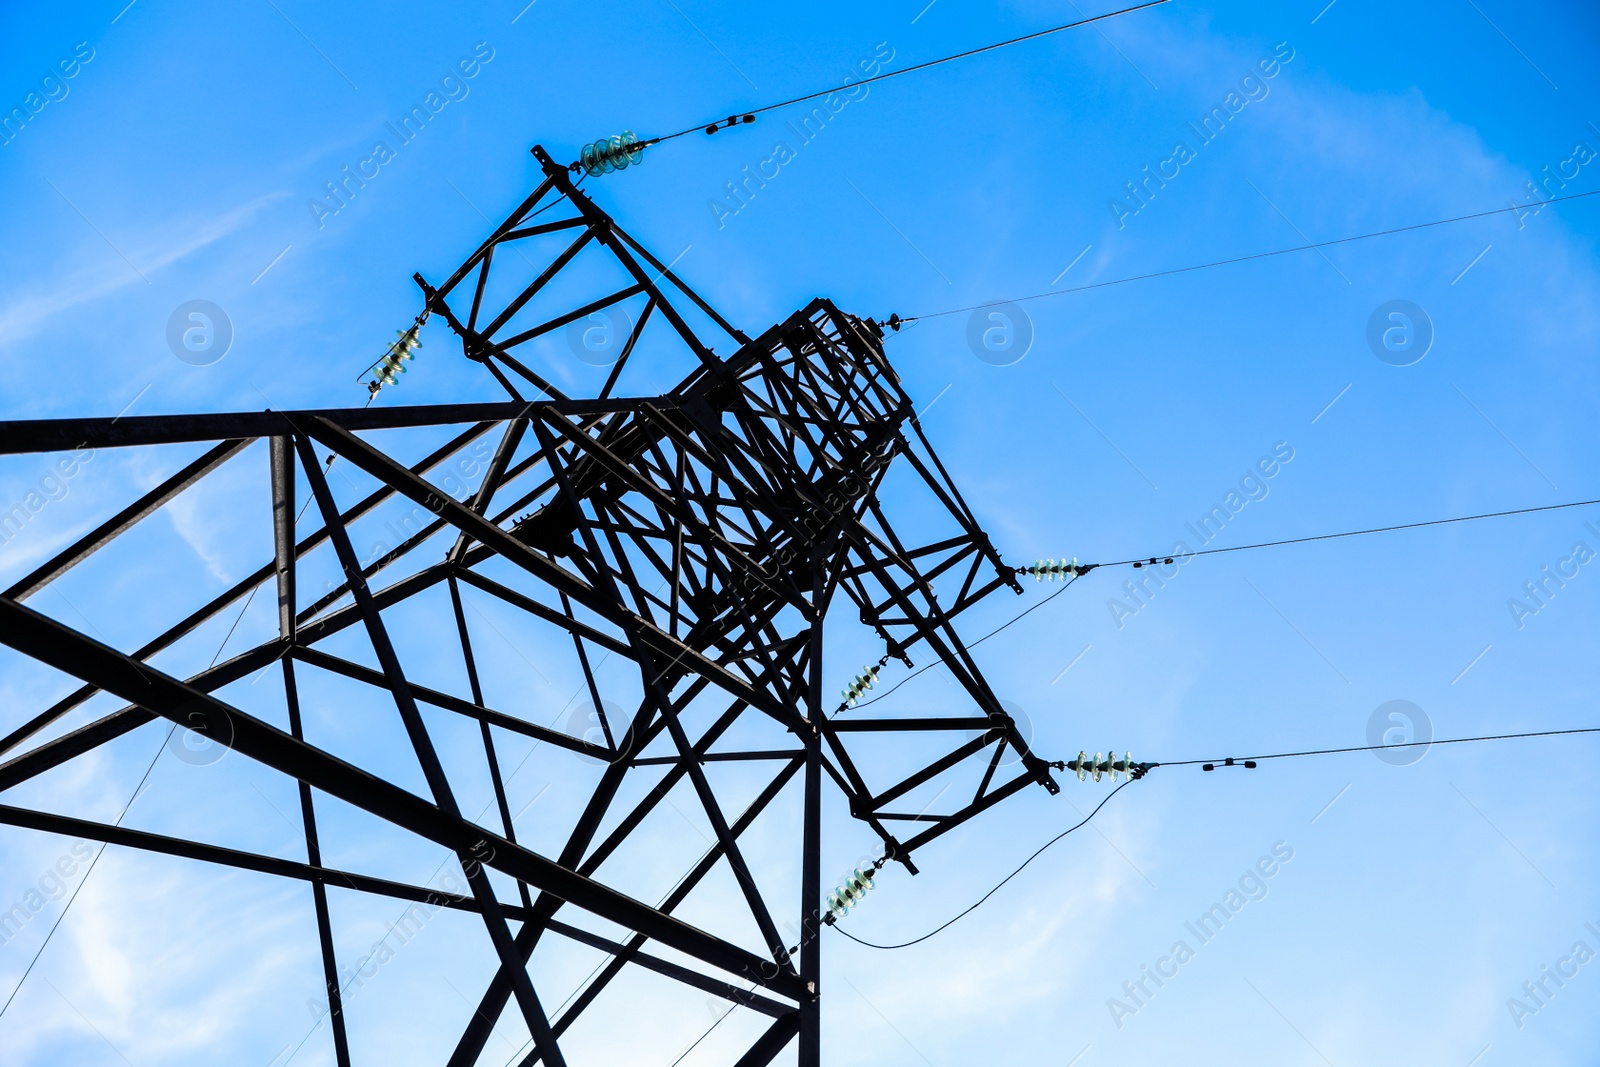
[0,145,1060,1066]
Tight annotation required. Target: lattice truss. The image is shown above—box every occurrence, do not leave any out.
[0,146,1058,1067]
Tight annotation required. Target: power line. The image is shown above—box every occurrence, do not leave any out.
[665,990,749,1067]
[1090,495,1600,570]
[662,0,1174,142]
[1159,724,1600,769]
[842,574,1082,713]
[832,779,1134,950]
[578,0,1177,167]
[0,515,279,1025]
[833,494,1600,939]
[0,725,173,1021]
[851,495,1600,713]
[832,723,1600,951]
[893,188,1600,323]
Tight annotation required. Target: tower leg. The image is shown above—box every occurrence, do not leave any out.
[799,610,823,1066]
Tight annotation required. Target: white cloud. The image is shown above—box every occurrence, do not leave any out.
[0,191,287,347]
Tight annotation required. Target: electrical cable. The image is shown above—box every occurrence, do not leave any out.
[843,574,1081,713]
[651,0,1174,144]
[666,992,748,1067]
[0,726,171,1021]
[892,188,1600,323]
[1090,495,1600,570]
[854,494,1600,714]
[976,573,1081,644]
[831,723,1600,952]
[572,0,1176,171]
[832,778,1134,950]
[0,478,317,1025]
[1159,724,1600,769]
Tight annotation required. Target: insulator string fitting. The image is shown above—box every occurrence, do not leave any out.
[1022,557,1096,581]
[1057,750,1153,782]
[841,663,881,708]
[838,654,893,711]
[1201,757,1258,772]
[705,113,756,135]
[576,130,646,177]
[825,858,887,923]
[364,318,427,398]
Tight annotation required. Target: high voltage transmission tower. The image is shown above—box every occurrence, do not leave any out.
[0,144,1079,1066]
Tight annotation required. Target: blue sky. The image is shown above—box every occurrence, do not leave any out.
[1,0,1598,1064]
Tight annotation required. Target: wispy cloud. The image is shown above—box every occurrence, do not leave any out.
[0,191,287,346]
